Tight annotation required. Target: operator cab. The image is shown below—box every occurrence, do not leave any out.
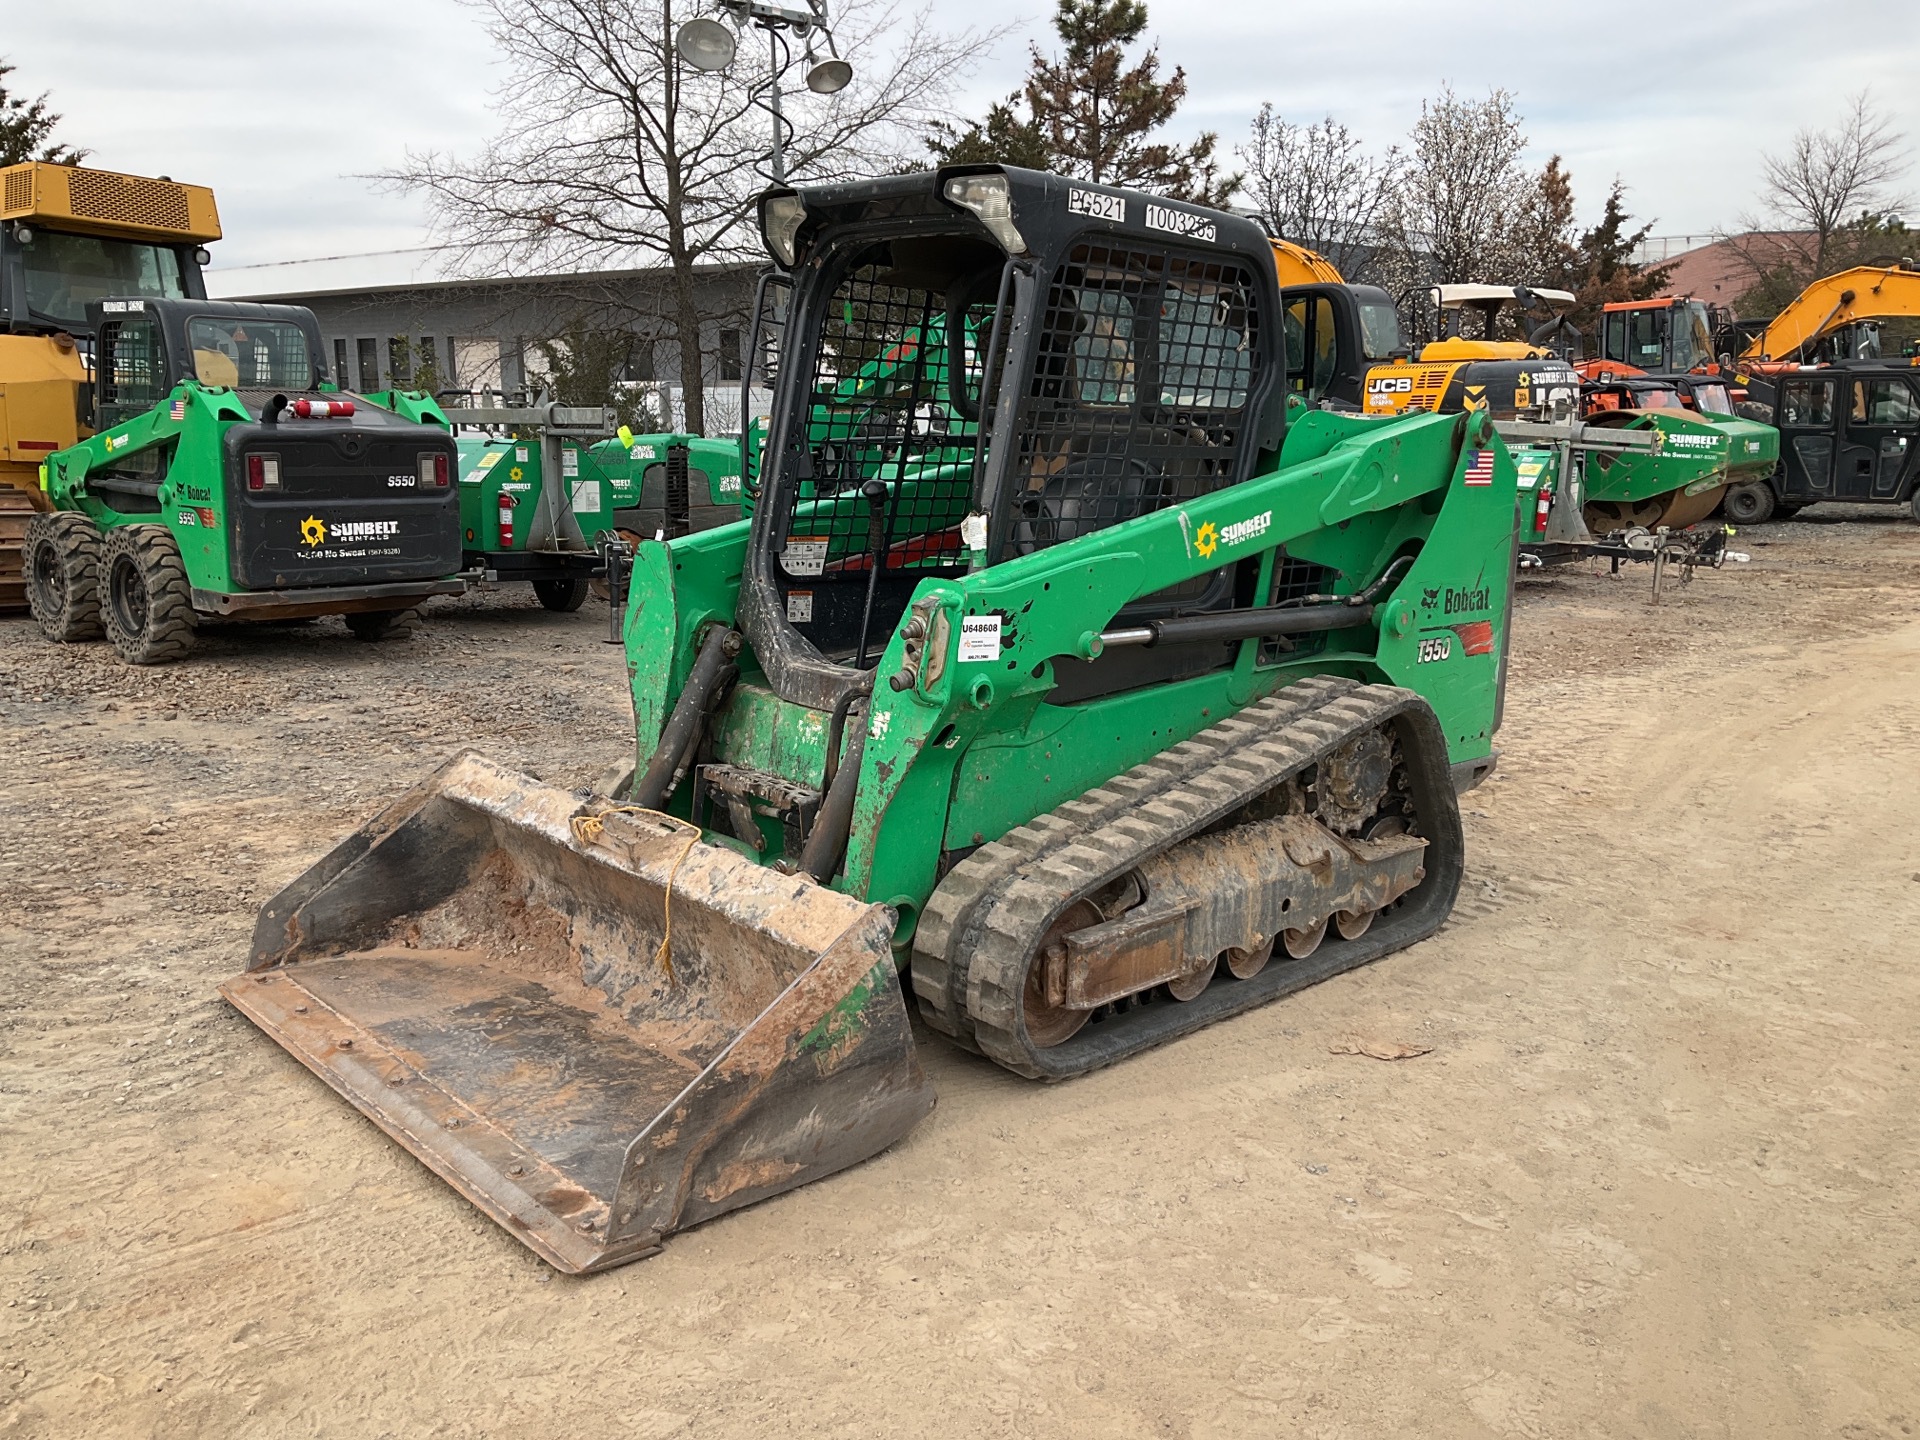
[90,298,339,428]
[1770,363,1920,506]
[1596,297,1718,375]
[1422,284,1580,361]
[1277,281,1403,407]
[745,167,1284,712]
[0,162,217,341]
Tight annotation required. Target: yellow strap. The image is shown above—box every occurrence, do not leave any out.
[570,805,703,984]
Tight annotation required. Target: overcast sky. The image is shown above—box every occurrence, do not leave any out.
[7,0,1917,270]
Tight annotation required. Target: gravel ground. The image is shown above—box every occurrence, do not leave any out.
[3,508,1918,1438]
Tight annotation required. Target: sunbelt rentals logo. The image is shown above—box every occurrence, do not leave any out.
[1194,510,1272,560]
[301,516,399,547]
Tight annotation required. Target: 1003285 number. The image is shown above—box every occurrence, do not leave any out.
[1416,636,1453,664]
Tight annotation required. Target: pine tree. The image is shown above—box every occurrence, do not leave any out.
[1563,180,1670,332]
[928,1,1235,206]
[927,95,1053,171]
[0,60,86,167]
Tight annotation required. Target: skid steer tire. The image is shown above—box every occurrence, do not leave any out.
[533,576,589,612]
[1909,489,1920,523]
[25,511,104,642]
[345,608,413,642]
[1723,483,1775,525]
[100,524,195,665]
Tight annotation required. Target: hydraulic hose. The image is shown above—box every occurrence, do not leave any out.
[798,697,867,884]
[631,625,741,809]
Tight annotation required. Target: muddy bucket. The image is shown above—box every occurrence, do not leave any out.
[220,751,933,1273]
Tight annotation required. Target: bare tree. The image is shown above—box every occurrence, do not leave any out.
[1759,92,1909,273]
[1237,106,1399,282]
[1718,92,1914,318]
[385,0,992,433]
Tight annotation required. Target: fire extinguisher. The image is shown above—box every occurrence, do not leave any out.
[497,491,517,549]
[1534,484,1552,535]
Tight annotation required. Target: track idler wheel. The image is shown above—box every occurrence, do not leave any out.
[1024,900,1099,1047]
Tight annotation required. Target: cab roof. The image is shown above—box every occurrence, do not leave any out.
[768,165,1278,273]
[1437,283,1576,309]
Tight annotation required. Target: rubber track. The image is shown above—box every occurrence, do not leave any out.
[913,679,1465,1079]
[104,524,196,665]
[913,676,1361,1050]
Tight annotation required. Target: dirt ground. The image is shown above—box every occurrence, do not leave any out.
[3,509,1918,1438]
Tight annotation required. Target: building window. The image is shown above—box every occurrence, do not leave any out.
[388,336,412,387]
[356,337,380,391]
[451,337,501,393]
[719,327,742,382]
[629,334,655,384]
[333,338,350,388]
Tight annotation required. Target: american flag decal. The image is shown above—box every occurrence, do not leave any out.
[169,396,187,421]
[1463,450,1495,486]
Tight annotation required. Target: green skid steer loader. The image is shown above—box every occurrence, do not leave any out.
[27,298,463,662]
[223,168,1521,1272]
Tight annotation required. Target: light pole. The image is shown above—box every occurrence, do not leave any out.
[675,1,853,186]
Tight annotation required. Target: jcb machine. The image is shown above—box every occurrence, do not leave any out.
[222,168,1521,1272]
[1345,284,1582,420]
[27,298,463,662]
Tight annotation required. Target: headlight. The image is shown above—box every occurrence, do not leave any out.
[763,194,807,268]
[944,174,1027,255]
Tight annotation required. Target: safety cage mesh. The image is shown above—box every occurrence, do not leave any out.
[1000,242,1262,562]
[775,243,988,660]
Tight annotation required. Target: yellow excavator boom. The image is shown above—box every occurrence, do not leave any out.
[1741,264,1920,362]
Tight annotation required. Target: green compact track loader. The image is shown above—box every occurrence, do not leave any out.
[223,168,1523,1272]
[26,298,463,662]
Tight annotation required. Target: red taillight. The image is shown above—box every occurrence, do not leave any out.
[419,451,449,487]
[246,454,281,491]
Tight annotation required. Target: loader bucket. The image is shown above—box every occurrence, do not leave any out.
[219,751,933,1273]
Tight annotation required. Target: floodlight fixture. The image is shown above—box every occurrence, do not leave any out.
[675,17,737,71]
